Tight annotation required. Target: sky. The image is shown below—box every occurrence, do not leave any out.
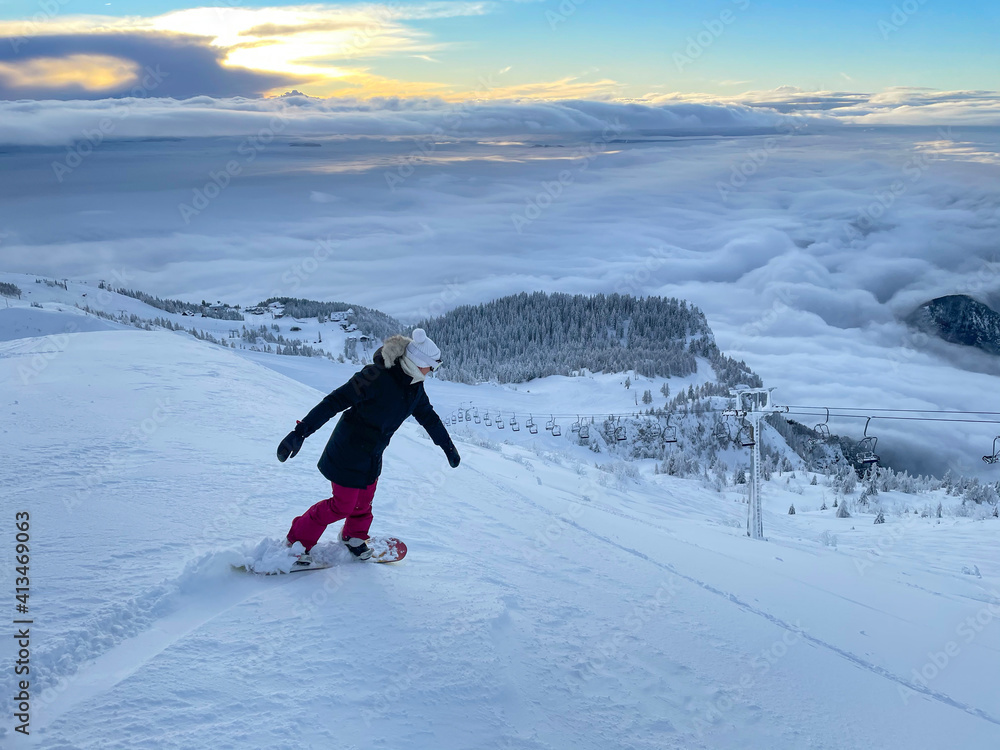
[0,0,998,100]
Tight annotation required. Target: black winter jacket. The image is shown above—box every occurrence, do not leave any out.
[295,335,452,488]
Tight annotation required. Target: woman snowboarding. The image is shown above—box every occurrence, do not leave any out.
[276,328,460,560]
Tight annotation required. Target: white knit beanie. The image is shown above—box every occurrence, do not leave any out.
[405,328,441,370]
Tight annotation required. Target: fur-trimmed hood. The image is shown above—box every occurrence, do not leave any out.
[379,334,411,369]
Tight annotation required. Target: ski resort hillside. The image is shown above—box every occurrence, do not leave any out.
[2,285,1000,749]
[2,271,996,487]
[0,272,396,364]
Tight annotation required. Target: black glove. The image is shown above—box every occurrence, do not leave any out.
[443,441,461,468]
[277,427,306,462]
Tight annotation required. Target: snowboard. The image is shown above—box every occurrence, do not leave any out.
[292,537,407,571]
[235,536,407,575]
[365,536,408,563]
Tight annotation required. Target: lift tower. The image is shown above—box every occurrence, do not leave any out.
[725,388,786,540]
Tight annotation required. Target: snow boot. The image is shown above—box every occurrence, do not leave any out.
[286,539,312,566]
[341,535,372,561]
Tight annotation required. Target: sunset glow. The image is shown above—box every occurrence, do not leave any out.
[0,53,138,90]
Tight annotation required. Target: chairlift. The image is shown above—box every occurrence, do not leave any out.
[457,409,465,422]
[614,416,627,442]
[484,413,493,427]
[855,416,880,465]
[465,409,472,422]
[814,407,831,440]
[496,412,505,429]
[736,419,755,447]
[474,411,481,424]
[552,418,562,437]
[571,416,581,434]
[983,436,1000,464]
[663,413,678,444]
[526,414,538,434]
[545,415,555,431]
[579,419,590,439]
[713,420,731,442]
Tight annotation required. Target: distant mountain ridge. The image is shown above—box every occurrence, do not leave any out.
[907,295,1000,355]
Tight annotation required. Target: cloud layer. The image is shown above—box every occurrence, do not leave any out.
[0,94,808,146]
[3,88,1000,149]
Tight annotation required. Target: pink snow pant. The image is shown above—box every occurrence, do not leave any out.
[286,480,377,552]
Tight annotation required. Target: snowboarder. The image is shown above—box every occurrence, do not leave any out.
[277,329,460,560]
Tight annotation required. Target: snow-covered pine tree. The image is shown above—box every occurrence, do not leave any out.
[0,282,21,299]
[343,338,358,362]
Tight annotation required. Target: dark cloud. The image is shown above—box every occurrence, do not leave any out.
[0,32,305,99]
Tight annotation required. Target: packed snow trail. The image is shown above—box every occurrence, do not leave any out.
[465,462,1000,728]
[25,552,289,727]
[2,327,999,749]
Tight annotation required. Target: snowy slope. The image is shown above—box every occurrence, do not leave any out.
[0,306,124,342]
[0,271,374,363]
[2,323,1000,749]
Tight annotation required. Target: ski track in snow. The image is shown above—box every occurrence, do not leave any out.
[464,462,1000,730]
[22,552,292,729]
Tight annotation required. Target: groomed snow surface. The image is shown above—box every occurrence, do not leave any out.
[2,313,1000,749]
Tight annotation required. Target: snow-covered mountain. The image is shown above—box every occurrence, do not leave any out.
[2,276,1000,749]
[908,294,1000,357]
